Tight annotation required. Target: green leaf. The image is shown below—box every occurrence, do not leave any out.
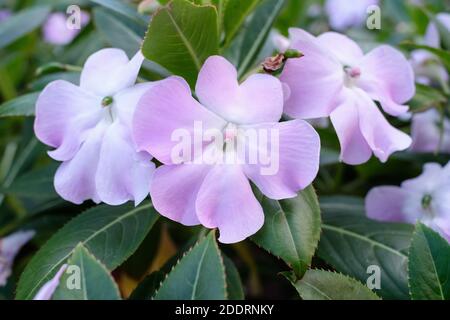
[153,232,227,300]
[0,92,39,117]
[16,202,159,299]
[4,163,58,199]
[129,271,165,300]
[402,42,450,71]
[251,186,321,277]
[93,7,169,79]
[236,0,286,78]
[223,0,259,46]
[0,6,51,49]
[29,72,80,91]
[141,0,219,87]
[408,223,450,300]
[288,270,381,300]
[223,255,244,300]
[432,14,450,50]
[318,197,414,300]
[409,83,448,113]
[320,148,340,166]
[52,244,121,300]
[91,0,149,26]
[93,7,143,57]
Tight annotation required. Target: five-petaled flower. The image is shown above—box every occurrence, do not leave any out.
[35,49,156,205]
[280,29,415,165]
[366,163,450,242]
[132,56,321,243]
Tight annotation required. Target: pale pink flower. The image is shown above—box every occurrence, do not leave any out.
[42,11,90,45]
[0,230,35,286]
[133,56,320,243]
[33,264,67,300]
[280,29,415,165]
[366,163,450,242]
[35,49,156,205]
[325,0,379,31]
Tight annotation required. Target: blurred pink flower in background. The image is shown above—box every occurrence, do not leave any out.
[0,9,11,22]
[366,163,450,242]
[280,29,414,165]
[411,109,450,154]
[325,0,379,30]
[42,11,90,45]
[0,230,35,286]
[34,49,156,205]
[133,56,321,243]
[410,13,450,85]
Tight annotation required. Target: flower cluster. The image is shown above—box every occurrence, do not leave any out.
[35,28,415,243]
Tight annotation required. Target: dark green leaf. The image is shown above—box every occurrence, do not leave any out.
[52,244,121,300]
[153,232,227,300]
[223,0,259,46]
[29,72,80,91]
[16,202,159,299]
[236,0,286,78]
[94,7,143,57]
[408,223,450,300]
[318,197,414,300]
[0,6,51,49]
[409,83,448,113]
[141,0,219,87]
[223,255,244,300]
[91,0,149,25]
[288,269,381,300]
[251,186,321,277]
[0,92,39,117]
[129,271,165,300]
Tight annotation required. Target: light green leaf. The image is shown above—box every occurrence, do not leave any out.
[52,244,121,300]
[236,0,286,78]
[16,202,159,299]
[0,92,39,117]
[251,186,321,277]
[289,270,381,300]
[0,6,51,49]
[318,197,414,300]
[141,0,219,87]
[223,0,259,46]
[153,232,227,300]
[408,223,450,300]
[91,0,148,25]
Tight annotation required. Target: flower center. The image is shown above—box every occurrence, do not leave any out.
[101,96,115,122]
[344,66,361,87]
[102,96,114,107]
[421,194,433,211]
[224,123,238,143]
